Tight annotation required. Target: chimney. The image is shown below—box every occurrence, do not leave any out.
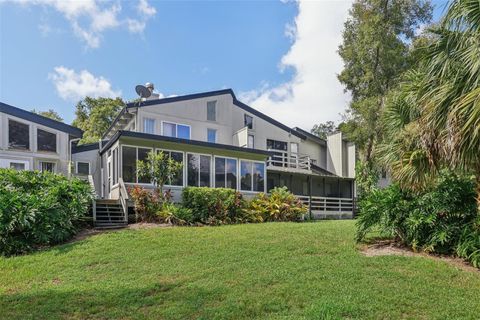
[144,82,160,100]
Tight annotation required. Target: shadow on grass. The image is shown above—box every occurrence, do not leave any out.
[0,279,220,319]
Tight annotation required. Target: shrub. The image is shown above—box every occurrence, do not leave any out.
[156,202,193,225]
[0,169,94,256]
[246,187,307,222]
[356,170,479,264]
[181,187,245,225]
[129,185,161,222]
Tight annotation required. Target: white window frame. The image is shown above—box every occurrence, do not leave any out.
[156,148,185,187]
[39,160,57,173]
[239,159,266,193]
[213,156,238,189]
[207,128,217,143]
[36,126,58,154]
[244,114,254,130]
[7,117,31,151]
[207,100,217,121]
[120,144,154,185]
[143,118,156,134]
[186,152,212,188]
[0,159,30,170]
[161,121,191,140]
[76,161,91,175]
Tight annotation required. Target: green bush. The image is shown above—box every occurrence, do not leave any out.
[246,187,307,222]
[156,202,193,225]
[181,187,245,225]
[356,170,479,265]
[0,169,94,256]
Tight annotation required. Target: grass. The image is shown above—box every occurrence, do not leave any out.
[1,221,480,319]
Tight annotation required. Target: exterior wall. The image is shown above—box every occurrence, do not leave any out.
[0,111,72,174]
[72,149,102,195]
[326,132,343,176]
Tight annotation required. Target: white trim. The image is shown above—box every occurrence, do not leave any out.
[161,121,191,139]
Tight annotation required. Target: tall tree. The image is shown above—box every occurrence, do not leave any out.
[31,109,64,122]
[311,121,337,139]
[338,0,432,165]
[72,97,124,144]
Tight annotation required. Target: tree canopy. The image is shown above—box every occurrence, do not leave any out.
[31,109,64,122]
[72,97,124,144]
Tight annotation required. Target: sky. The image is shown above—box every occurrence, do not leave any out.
[0,0,448,129]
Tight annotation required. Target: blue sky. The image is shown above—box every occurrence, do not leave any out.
[0,0,448,128]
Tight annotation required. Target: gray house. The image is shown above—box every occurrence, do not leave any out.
[1,87,356,227]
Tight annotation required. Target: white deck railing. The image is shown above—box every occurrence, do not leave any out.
[296,195,354,212]
[267,151,311,170]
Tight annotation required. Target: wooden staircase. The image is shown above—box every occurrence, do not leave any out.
[94,199,127,229]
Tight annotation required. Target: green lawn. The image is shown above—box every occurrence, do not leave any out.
[1,221,479,319]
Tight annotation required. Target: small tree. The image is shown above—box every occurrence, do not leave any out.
[136,151,183,197]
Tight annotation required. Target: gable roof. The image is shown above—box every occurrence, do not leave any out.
[122,89,306,140]
[0,102,83,137]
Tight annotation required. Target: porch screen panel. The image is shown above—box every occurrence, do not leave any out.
[8,120,30,150]
[199,155,211,187]
[240,161,252,191]
[187,154,199,187]
[215,158,226,188]
[137,148,150,183]
[226,159,237,189]
[170,151,184,186]
[253,163,265,192]
[122,146,137,183]
[37,129,56,152]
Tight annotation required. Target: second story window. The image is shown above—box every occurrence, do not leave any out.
[207,128,216,143]
[37,129,57,153]
[163,122,191,140]
[247,134,254,148]
[207,101,216,121]
[244,114,253,129]
[143,118,155,134]
[266,139,287,151]
[8,119,30,150]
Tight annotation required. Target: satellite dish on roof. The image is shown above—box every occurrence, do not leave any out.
[135,84,151,99]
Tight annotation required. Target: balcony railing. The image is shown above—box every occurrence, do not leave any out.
[296,195,354,212]
[267,151,312,171]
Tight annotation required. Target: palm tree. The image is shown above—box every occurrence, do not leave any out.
[379,0,480,207]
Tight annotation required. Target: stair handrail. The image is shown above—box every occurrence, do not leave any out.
[118,177,129,222]
[87,175,97,221]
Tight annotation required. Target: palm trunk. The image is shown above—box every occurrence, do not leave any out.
[476,174,480,214]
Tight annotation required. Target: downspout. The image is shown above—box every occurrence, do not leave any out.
[68,138,81,178]
[99,139,104,199]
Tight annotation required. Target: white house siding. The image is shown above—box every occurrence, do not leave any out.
[0,112,72,174]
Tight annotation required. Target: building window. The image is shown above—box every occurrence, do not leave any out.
[163,122,191,140]
[8,119,30,150]
[215,157,237,189]
[240,161,265,192]
[143,118,155,134]
[290,142,299,154]
[158,150,184,186]
[77,162,90,175]
[247,135,254,148]
[187,154,211,187]
[137,148,151,183]
[40,161,55,173]
[10,162,26,171]
[207,128,216,143]
[37,129,57,153]
[244,114,253,129]
[207,101,216,121]
[122,146,137,183]
[266,139,287,151]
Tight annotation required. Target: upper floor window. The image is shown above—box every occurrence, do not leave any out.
[244,114,253,129]
[247,134,254,148]
[37,129,57,153]
[8,119,29,150]
[207,101,216,121]
[143,118,155,134]
[207,128,216,143]
[266,139,287,151]
[163,122,191,140]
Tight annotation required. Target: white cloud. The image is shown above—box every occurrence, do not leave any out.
[7,0,156,48]
[242,0,353,130]
[49,66,121,101]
